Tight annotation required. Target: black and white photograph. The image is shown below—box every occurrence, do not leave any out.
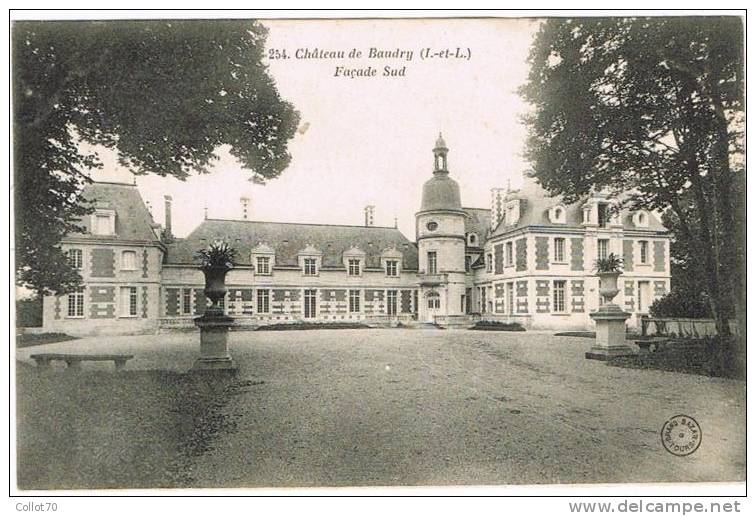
[8,9,748,506]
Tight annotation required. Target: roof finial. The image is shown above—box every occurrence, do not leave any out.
[204,206,208,220]
[394,216,398,229]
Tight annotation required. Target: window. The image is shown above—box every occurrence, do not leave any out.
[385,260,398,277]
[553,280,566,313]
[68,249,83,270]
[426,221,438,231]
[597,239,609,260]
[639,241,649,264]
[348,258,361,276]
[121,250,137,270]
[469,233,477,246]
[597,203,609,228]
[303,258,317,276]
[182,289,192,315]
[304,289,317,318]
[387,290,398,316]
[67,287,84,317]
[554,238,565,263]
[257,289,270,313]
[93,213,114,235]
[349,290,361,313]
[427,293,440,309]
[506,242,513,266]
[486,253,493,273]
[507,282,515,315]
[427,252,437,274]
[465,255,471,272]
[256,256,270,275]
[120,286,138,317]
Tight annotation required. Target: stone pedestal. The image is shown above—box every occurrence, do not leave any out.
[192,315,237,372]
[586,305,635,360]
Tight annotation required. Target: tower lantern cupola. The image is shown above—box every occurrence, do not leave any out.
[433,132,449,173]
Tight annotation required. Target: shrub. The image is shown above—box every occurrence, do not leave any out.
[471,320,526,332]
[649,289,712,319]
[16,297,42,328]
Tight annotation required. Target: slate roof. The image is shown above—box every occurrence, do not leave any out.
[490,179,667,237]
[67,182,161,243]
[164,219,419,270]
[462,207,491,244]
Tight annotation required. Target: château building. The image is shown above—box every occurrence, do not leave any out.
[42,135,671,335]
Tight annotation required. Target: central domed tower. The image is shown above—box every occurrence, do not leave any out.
[415,134,468,323]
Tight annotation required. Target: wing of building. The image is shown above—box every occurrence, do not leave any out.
[42,137,670,335]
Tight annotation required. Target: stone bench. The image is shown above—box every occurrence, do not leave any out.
[30,353,134,371]
[635,338,669,353]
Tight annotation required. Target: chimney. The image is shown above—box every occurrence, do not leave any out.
[164,195,173,236]
[490,188,506,230]
[240,196,250,220]
[364,205,375,227]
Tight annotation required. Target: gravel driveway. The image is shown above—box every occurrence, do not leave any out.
[16,329,745,487]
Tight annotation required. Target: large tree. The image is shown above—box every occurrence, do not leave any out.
[520,17,744,339]
[14,20,300,296]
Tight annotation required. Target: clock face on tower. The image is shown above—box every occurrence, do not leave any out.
[426,221,438,231]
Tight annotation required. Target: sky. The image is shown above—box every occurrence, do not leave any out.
[90,18,540,240]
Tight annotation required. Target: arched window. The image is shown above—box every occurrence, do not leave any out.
[468,233,478,246]
[549,205,567,224]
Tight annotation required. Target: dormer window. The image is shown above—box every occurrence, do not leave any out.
[385,260,398,277]
[251,242,276,276]
[303,258,318,276]
[348,258,361,276]
[256,256,271,275]
[381,247,403,277]
[633,211,649,228]
[549,205,567,224]
[91,209,116,236]
[468,233,478,246]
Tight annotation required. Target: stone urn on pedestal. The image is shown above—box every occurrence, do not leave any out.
[586,253,635,360]
[192,242,238,373]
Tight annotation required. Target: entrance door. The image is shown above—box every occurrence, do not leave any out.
[426,292,440,323]
[304,289,317,319]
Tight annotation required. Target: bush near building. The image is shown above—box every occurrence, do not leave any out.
[16,297,42,328]
[649,289,712,319]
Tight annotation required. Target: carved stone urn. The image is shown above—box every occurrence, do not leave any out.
[202,265,231,318]
[587,270,634,360]
[597,271,621,307]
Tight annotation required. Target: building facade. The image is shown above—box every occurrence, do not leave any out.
[42,136,671,335]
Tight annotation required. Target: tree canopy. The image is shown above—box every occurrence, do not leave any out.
[14,20,300,296]
[520,17,744,334]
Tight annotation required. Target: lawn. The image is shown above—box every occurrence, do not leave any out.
[15,329,746,489]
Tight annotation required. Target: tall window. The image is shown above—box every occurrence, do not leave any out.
[486,253,493,273]
[349,290,361,313]
[303,258,317,276]
[257,289,270,313]
[122,250,137,270]
[304,289,317,318]
[67,287,84,317]
[427,293,440,309]
[68,249,83,270]
[182,289,192,315]
[427,252,437,274]
[554,238,565,262]
[506,242,513,266]
[256,256,270,275]
[639,241,649,264]
[507,282,515,315]
[553,280,566,313]
[464,255,472,272]
[385,260,398,277]
[121,286,138,316]
[387,290,398,316]
[348,259,361,276]
[597,239,609,260]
